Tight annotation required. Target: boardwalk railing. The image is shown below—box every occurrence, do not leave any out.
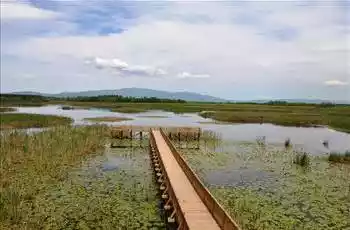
[150,129,241,230]
[150,129,189,229]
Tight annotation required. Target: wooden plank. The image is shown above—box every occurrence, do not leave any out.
[159,129,241,230]
[152,130,220,230]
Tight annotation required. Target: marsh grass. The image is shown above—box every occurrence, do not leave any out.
[60,105,74,110]
[293,152,310,168]
[200,111,325,128]
[48,100,350,132]
[84,116,133,122]
[15,142,163,229]
[2,94,350,132]
[328,151,350,164]
[111,107,148,113]
[0,113,72,129]
[256,136,266,146]
[180,141,350,230]
[137,115,169,118]
[0,125,109,228]
[284,138,291,148]
[0,107,16,112]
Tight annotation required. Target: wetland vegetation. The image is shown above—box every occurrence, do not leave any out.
[0,126,108,228]
[328,151,350,164]
[0,107,16,112]
[1,93,349,229]
[178,139,350,230]
[0,113,73,129]
[293,152,310,168]
[83,116,133,122]
[2,94,349,132]
[0,126,164,229]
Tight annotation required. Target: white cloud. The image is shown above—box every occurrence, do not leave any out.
[1,1,349,100]
[324,80,349,86]
[177,72,210,79]
[0,0,59,20]
[88,57,167,77]
[91,57,128,69]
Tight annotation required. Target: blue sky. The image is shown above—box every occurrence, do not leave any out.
[0,0,349,100]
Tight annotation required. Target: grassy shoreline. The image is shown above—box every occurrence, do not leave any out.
[0,107,16,112]
[0,113,73,129]
[84,116,133,122]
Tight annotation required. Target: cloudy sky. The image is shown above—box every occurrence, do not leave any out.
[1,0,349,100]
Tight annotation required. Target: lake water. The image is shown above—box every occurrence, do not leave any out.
[13,105,350,154]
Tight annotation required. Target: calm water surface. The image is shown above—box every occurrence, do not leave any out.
[14,105,350,154]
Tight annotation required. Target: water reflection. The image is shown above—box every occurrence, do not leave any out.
[12,105,350,154]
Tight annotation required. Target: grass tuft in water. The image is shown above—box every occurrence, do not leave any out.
[293,152,310,168]
[284,138,291,148]
[256,136,266,146]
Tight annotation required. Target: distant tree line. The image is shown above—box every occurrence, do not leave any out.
[265,100,288,105]
[265,100,338,107]
[0,94,49,103]
[65,95,187,103]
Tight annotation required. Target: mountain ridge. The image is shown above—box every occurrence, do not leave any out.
[6,88,350,104]
[10,88,226,102]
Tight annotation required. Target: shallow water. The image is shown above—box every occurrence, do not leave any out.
[13,105,350,154]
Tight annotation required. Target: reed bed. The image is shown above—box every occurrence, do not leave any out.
[0,125,109,228]
[0,107,16,112]
[0,113,72,129]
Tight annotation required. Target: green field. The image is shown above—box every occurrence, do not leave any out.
[0,113,73,129]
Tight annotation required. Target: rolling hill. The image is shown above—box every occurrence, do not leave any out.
[11,88,226,102]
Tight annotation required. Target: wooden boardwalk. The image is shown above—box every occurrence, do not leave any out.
[150,129,240,230]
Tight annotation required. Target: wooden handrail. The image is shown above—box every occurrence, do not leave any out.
[159,129,241,230]
[150,130,189,229]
